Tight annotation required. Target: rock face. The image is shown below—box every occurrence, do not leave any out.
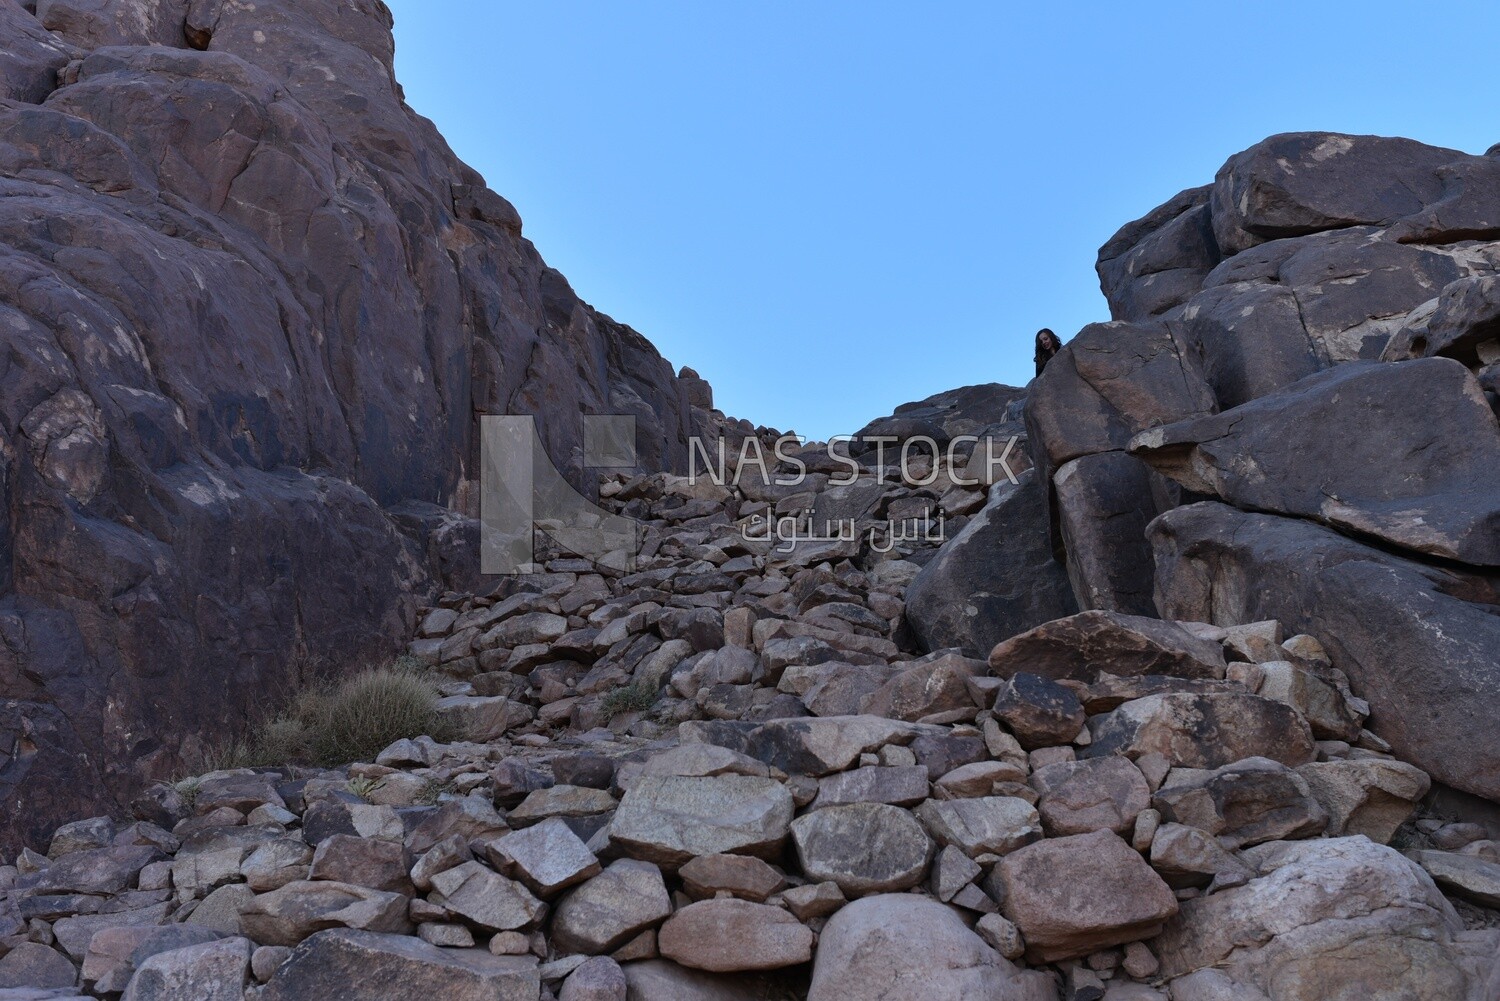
[1150,502,1500,801]
[5,47,1500,1001]
[1030,130,1500,823]
[0,0,726,845]
[1130,358,1500,565]
[904,471,1077,657]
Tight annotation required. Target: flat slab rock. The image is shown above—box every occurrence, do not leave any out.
[658,899,814,972]
[258,929,539,1001]
[987,610,1227,682]
[609,774,793,866]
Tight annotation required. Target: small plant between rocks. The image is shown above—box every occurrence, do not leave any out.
[194,663,459,771]
[598,681,660,723]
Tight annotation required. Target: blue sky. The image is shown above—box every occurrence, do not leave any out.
[386,1,1498,440]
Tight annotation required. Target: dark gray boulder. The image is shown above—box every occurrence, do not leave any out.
[903,471,1077,658]
[1210,133,1460,254]
[1384,273,1500,366]
[1097,185,1220,322]
[258,929,539,1001]
[1149,502,1500,802]
[1052,450,1177,615]
[1131,359,1500,566]
[1024,320,1218,472]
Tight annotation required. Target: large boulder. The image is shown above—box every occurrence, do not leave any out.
[258,929,539,1001]
[1155,838,1486,1000]
[903,471,1077,657]
[120,937,251,1001]
[1085,692,1315,770]
[608,775,793,866]
[1024,319,1217,473]
[790,803,933,895]
[1097,185,1221,321]
[1209,133,1460,254]
[807,894,1046,1001]
[997,829,1178,963]
[1384,272,1500,365]
[1131,359,1500,566]
[987,610,1226,682]
[1150,502,1500,802]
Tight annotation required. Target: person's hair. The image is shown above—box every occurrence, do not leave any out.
[1036,328,1059,351]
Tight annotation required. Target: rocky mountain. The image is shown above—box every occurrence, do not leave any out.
[0,0,764,847]
[2,0,1500,998]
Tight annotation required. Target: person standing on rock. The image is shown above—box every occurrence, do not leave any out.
[1034,328,1061,376]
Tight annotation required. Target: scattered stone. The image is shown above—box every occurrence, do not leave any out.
[809,765,929,810]
[1031,756,1151,837]
[993,673,1087,750]
[791,803,933,895]
[916,797,1043,858]
[239,881,411,947]
[308,835,412,894]
[678,854,786,902]
[486,818,601,897]
[999,829,1178,962]
[550,860,672,954]
[427,862,544,932]
[781,881,846,921]
[610,775,793,866]
[658,899,814,972]
[560,955,627,1001]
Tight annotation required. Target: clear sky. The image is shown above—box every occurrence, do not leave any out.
[386,1,1498,440]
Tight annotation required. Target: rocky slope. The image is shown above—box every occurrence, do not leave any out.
[0,456,1495,1000]
[0,0,767,845]
[2,0,1500,996]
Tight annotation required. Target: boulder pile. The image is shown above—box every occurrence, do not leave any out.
[1,477,1497,998]
[2,0,1500,995]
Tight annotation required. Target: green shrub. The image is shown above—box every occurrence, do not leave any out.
[195,663,457,772]
[306,667,455,765]
[599,681,658,722]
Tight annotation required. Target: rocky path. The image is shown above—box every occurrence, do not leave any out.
[1,455,1497,1001]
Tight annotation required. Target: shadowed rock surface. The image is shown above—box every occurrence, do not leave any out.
[0,0,746,845]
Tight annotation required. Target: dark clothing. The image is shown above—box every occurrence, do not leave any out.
[1034,345,1058,376]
